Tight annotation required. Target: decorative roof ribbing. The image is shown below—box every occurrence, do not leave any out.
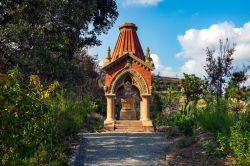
[111,23,145,62]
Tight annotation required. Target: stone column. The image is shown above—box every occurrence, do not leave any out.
[105,94,115,122]
[140,95,150,121]
[140,100,143,120]
[104,94,116,131]
[140,94,154,132]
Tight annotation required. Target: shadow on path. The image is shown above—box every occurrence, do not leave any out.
[80,132,169,166]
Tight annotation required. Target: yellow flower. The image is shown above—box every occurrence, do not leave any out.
[179,96,187,106]
[197,99,206,109]
[43,91,49,99]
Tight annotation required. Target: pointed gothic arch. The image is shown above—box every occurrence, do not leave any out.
[109,68,149,95]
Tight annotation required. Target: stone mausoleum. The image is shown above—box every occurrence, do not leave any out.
[102,22,154,132]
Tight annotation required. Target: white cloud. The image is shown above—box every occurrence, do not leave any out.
[180,60,206,77]
[151,53,175,77]
[177,21,250,83]
[122,0,163,6]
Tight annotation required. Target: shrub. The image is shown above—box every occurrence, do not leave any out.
[153,114,169,127]
[174,114,195,136]
[0,67,59,165]
[217,132,230,152]
[0,68,97,165]
[153,111,195,136]
[178,136,194,148]
[40,92,97,164]
[202,139,217,153]
[85,113,103,132]
[229,111,250,165]
[196,102,236,134]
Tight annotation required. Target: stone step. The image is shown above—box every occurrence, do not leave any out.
[115,125,142,127]
[115,127,143,130]
[114,120,144,132]
[115,124,143,127]
[115,124,143,126]
[115,121,142,124]
[114,129,144,132]
[115,121,141,123]
[115,121,142,123]
[115,127,143,129]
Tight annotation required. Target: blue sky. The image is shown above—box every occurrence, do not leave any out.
[89,0,250,83]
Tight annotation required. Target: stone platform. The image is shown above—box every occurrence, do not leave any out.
[104,120,154,132]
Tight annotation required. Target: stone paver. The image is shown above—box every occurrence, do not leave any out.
[75,132,168,166]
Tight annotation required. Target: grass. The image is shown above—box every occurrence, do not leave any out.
[196,103,236,134]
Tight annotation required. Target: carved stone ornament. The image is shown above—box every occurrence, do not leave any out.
[109,68,149,95]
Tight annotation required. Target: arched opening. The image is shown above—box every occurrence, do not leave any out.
[124,75,132,84]
[114,74,142,120]
[132,85,141,120]
[110,68,149,95]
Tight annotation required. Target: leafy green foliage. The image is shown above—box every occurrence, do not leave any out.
[0,67,97,165]
[153,114,169,127]
[166,86,177,104]
[153,112,195,136]
[226,70,250,101]
[152,93,164,114]
[196,102,236,134]
[202,138,226,158]
[0,0,118,92]
[181,73,204,104]
[85,115,103,132]
[175,114,195,136]
[196,100,249,165]
[217,132,230,152]
[229,112,250,165]
[202,139,217,153]
[0,67,58,164]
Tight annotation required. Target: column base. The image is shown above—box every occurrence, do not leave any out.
[104,120,115,131]
[142,120,154,132]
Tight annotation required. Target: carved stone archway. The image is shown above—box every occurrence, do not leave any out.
[111,69,146,119]
[102,22,154,132]
[110,68,149,95]
[104,67,152,128]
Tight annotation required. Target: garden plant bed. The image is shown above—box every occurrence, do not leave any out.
[164,128,231,166]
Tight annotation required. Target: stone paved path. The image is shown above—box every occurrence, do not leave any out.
[75,132,168,166]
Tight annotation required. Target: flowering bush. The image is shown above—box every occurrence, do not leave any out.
[0,67,97,165]
[0,67,59,164]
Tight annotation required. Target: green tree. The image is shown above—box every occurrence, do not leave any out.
[226,70,249,101]
[204,38,235,101]
[0,0,118,92]
[152,93,163,114]
[165,86,178,107]
[181,73,204,104]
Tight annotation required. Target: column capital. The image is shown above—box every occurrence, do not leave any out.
[141,93,151,97]
[105,93,116,97]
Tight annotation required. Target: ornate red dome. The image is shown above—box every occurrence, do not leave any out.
[111,22,145,62]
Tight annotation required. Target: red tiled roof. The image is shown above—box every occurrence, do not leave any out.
[111,23,145,62]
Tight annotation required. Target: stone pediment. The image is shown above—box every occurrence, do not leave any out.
[102,52,154,72]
